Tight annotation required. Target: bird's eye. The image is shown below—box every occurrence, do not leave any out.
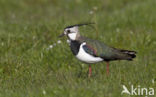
[67,30,70,33]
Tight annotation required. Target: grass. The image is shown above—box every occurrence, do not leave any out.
[0,0,156,97]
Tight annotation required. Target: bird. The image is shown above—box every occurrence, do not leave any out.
[59,23,137,77]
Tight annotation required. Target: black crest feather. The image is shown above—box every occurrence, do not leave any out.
[65,23,95,29]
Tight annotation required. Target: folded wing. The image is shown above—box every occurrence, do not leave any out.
[81,37,136,61]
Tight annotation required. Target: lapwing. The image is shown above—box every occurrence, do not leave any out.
[59,23,137,77]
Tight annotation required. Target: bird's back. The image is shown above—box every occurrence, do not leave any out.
[77,36,136,61]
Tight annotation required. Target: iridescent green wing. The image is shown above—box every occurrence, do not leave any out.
[81,37,130,61]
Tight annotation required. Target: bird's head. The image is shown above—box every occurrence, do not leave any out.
[59,23,94,40]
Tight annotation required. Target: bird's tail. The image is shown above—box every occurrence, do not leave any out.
[120,50,137,60]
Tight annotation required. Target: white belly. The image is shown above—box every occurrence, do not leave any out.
[76,42,103,63]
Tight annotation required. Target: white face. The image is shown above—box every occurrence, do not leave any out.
[64,26,79,40]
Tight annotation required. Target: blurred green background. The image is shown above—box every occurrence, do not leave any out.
[0,0,156,97]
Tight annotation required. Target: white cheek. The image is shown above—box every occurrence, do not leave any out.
[68,33,76,40]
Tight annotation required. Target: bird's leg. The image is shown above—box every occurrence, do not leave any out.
[106,62,109,75]
[88,65,92,77]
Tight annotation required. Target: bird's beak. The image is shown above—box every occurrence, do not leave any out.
[58,33,65,38]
